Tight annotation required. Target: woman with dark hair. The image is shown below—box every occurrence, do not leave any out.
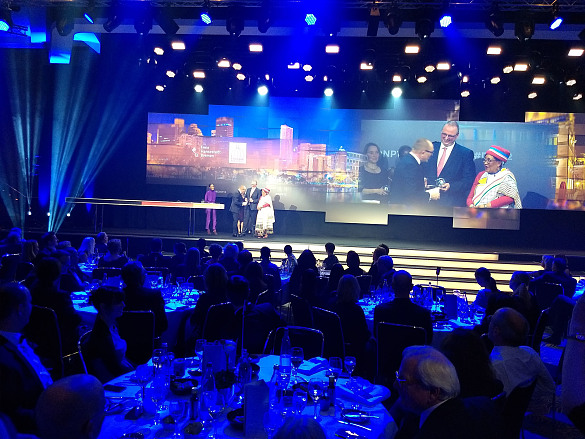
[440,328,503,398]
[327,263,345,293]
[97,239,128,269]
[358,142,390,203]
[288,249,317,297]
[174,247,201,280]
[344,250,364,277]
[85,286,134,383]
[204,183,218,235]
[244,261,267,304]
[472,267,498,309]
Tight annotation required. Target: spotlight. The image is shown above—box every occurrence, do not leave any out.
[417,76,427,83]
[461,90,470,97]
[549,5,563,30]
[200,1,212,25]
[103,5,122,33]
[305,14,317,26]
[415,16,434,39]
[528,92,537,99]
[258,85,269,96]
[385,9,402,35]
[55,6,75,36]
[325,45,339,54]
[171,41,185,50]
[258,1,271,33]
[27,210,32,216]
[568,48,584,57]
[194,84,204,93]
[439,14,452,28]
[226,5,244,37]
[155,8,179,35]
[324,88,333,97]
[134,5,153,35]
[0,9,12,31]
[573,93,583,101]
[156,85,165,92]
[486,9,504,37]
[391,87,402,98]
[405,45,420,54]
[515,18,534,41]
[46,212,51,217]
[66,212,71,217]
[367,7,380,37]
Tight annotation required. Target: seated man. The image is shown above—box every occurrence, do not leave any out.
[121,261,168,337]
[531,257,577,298]
[373,270,433,343]
[259,247,282,291]
[36,374,105,439]
[389,345,502,439]
[488,307,555,412]
[0,283,53,433]
[138,237,170,268]
[323,242,339,270]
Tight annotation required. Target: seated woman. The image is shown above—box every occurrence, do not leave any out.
[467,145,522,209]
[97,239,129,269]
[344,250,364,277]
[244,261,267,304]
[173,247,201,281]
[77,237,96,264]
[472,267,498,309]
[84,286,134,383]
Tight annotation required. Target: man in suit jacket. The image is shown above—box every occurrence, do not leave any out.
[424,121,476,207]
[244,180,261,235]
[0,283,53,434]
[391,139,438,205]
[230,185,246,237]
[373,270,433,343]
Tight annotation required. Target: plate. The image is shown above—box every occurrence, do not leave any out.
[227,407,244,429]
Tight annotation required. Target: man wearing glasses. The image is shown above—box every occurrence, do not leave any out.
[391,138,440,205]
[424,121,475,207]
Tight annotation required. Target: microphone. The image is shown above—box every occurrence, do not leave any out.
[436,267,441,285]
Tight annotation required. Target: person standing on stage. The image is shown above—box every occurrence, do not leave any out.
[244,180,261,235]
[204,183,217,235]
[424,121,476,207]
[255,188,275,239]
[230,185,247,238]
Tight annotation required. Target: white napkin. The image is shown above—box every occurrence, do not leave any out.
[336,377,390,407]
[297,357,328,376]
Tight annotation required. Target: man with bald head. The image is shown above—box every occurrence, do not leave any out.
[373,270,433,343]
[391,138,440,205]
[36,374,105,439]
[489,307,555,407]
[230,185,247,237]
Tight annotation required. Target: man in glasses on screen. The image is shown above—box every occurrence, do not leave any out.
[424,121,475,207]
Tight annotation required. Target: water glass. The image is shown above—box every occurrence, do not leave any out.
[308,378,324,421]
[344,356,357,389]
[293,389,308,415]
[264,408,282,439]
[290,347,304,384]
[328,357,342,379]
[203,391,225,439]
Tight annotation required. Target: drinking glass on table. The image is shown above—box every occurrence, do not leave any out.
[308,378,324,421]
[290,347,304,384]
[328,357,342,380]
[293,389,308,415]
[264,408,282,439]
[344,356,357,389]
[188,339,206,373]
[135,364,151,407]
[148,377,167,425]
[202,390,225,439]
[152,349,165,377]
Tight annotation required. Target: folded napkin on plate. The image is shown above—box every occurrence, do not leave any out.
[336,378,390,407]
[297,357,328,376]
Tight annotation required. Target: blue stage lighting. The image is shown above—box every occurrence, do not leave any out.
[201,10,211,24]
[439,14,452,28]
[550,16,563,30]
[0,9,11,31]
[84,12,94,23]
[258,85,269,96]
[0,20,9,31]
[305,13,316,26]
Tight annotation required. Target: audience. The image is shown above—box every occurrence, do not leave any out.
[169,242,187,272]
[174,247,201,280]
[0,282,53,434]
[244,261,267,304]
[36,374,105,439]
[322,242,339,270]
[281,244,297,272]
[36,232,58,262]
[376,255,396,289]
[218,243,239,274]
[196,238,209,259]
[138,238,170,268]
[367,246,388,287]
[344,250,364,276]
[488,307,555,412]
[531,256,577,298]
[259,246,282,291]
[121,261,168,337]
[288,249,317,297]
[97,239,128,269]
[326,263,344,293]
[85,286,134,383]
[94,232,108,255]
[373,270,433,343]
[237,250,254,275]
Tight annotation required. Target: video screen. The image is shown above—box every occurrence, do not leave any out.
[146,99,583,224]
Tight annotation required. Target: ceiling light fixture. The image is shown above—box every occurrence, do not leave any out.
[491,77,501,84]
[194,84,204,93]
[257,0,271,33]
[486,9,504,37]
[385,8,402,35]
[573,93,583,100]
[155,8,179,35]
[226,5,244,36]
[367,6,380,36]
[325,45,339,54]
[437,62,450,70]
[461,90,470,97]
[417,76,427,83]
[415,15,435,39]
[514,63,529,72]
[171,41,185,50]
[249,43,263,52]
[200,0,212,25]
[0,8,13,31]
[503,65,513,74]
[549,4,563,30]
[154,47,164,55]
[515,18,535,41]
[218,59,231,68]
[568,48,584,57]
[305,13,317,26]
[532,76,546,85]
[288,62,300,69]
[193,71,205,78]
[487,46,501,55]
[566,79,576,86]
[425,65,435,73]
[324,88,334,97]
[528,92,537,99]
[405,44,420,54]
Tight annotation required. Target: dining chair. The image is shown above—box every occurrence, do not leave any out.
[24,305,64,379]
[15,261,34,282]
[91,267,122,280]
[0,253,20,283]
[202,302,237,342]
[145,266,170,280]
[77,330,93,375]
[187,275,206,291]
[63,350,88,375]
[532,282,564,310]
[290,294,313,328]
[117,311,156,365]
[501,379,537,439]
[356,275,372,298]
[376,322,426,387]
[255,289,272,305]
[530,307,550,354]
[312,306,346,359]
[264,326,324,359]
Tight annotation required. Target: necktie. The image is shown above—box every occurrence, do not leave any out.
[437,146,448,176]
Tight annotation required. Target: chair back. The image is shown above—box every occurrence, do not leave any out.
[15,262,34,282]
[491,391,507,412]
[202,302,236,342]
[77,330,92,375]
[256,290,272,305]
[264,326,324,359]
[144,266,170,280]
[533,282,563,310]
[24,305,64,379]
[117,311,155,365]
[0,253,20,282]
[92,267,122,280]
[502,379,537,439]
[531,308,549,354]
[312,306,345,358]
[188,275,206,291]
[290,294,313,328]
[63,350,87,375]
[263,274,277,294]
[376,322,426,386]
[356,275,372,298]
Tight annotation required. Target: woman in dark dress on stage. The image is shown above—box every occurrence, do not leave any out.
[358,142,390,203]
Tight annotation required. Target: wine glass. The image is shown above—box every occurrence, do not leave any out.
[135,364,151,408]
[148,377,166,425]
[152,349,165,377]
[290,347,304,384]
[293,389,308,415]
[308,378,324,421]
[203,390,225,439]
[328,357,342,380]
[344,356,357,389]
[190,339,206,373]
[263,408,282,439]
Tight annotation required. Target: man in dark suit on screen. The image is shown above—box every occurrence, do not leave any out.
[391,138,439,205]
[424,121,476,207]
